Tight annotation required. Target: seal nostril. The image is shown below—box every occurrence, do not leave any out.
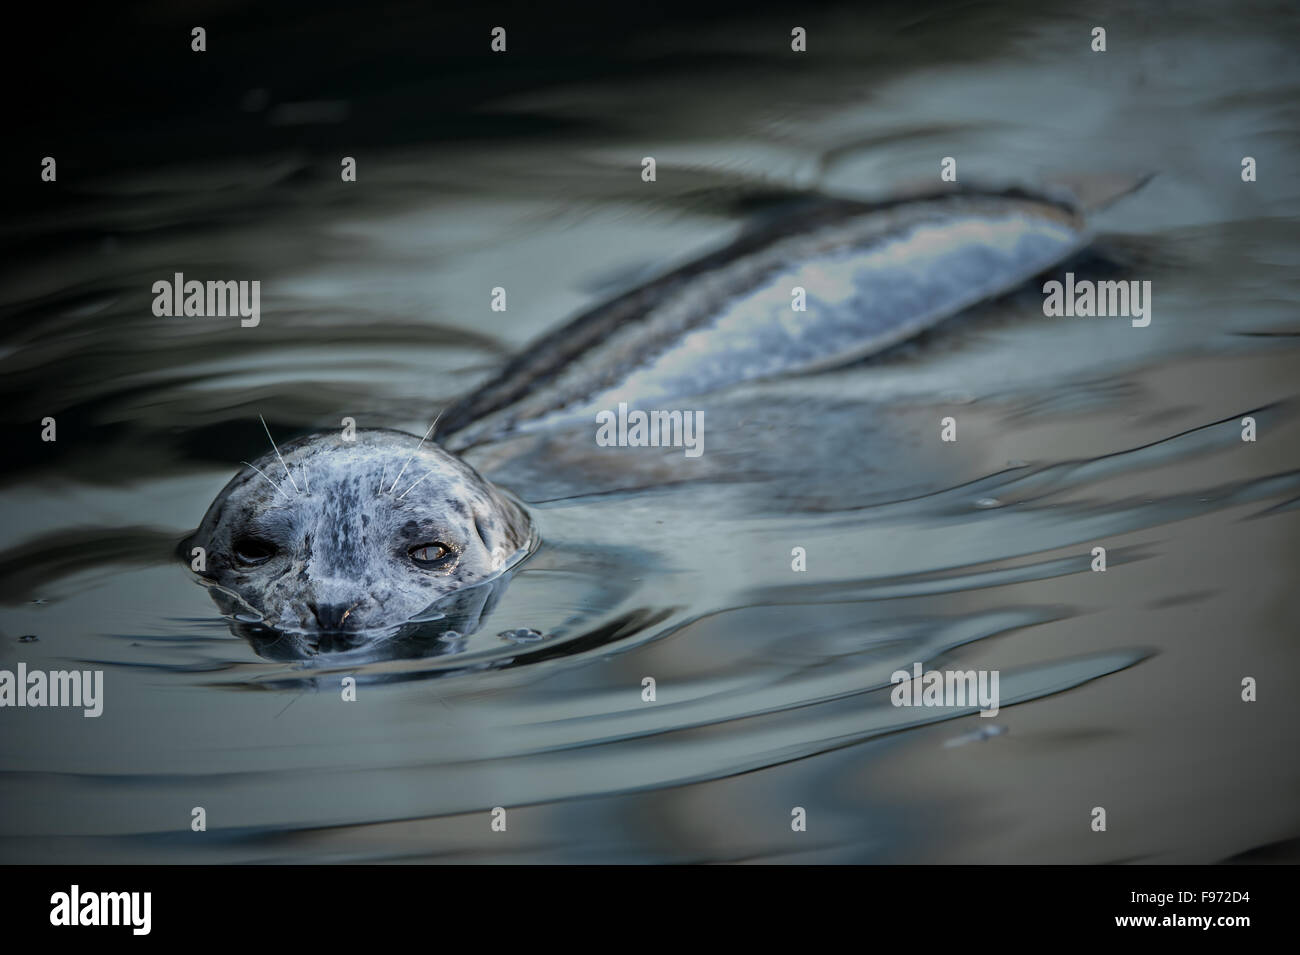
[307,602,351,631]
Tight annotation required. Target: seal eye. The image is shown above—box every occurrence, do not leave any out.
[408,543,450,567]
[232,536,278,566]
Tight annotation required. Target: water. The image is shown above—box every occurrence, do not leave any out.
[2,1,1299,863]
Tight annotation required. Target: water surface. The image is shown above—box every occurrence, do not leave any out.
[2,0,1299,863]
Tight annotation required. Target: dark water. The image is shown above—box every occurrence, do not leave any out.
[2,1,1299,862]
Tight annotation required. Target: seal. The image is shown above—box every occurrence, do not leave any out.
[182,428,534,643]
[184,178,1149,652]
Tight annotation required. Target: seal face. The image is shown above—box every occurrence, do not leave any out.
[183,429,534,640]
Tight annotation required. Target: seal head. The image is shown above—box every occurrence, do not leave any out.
[182,429,533,643]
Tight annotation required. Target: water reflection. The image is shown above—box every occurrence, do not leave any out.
[215,571,518,665]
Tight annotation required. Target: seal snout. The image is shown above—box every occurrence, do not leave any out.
[306,600,360,632]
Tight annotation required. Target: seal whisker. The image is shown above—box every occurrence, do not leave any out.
[275,688,306,719]
[387,409,444,494]
[260,414,301,496]
[397,468,437,500]
[240,460,292,501]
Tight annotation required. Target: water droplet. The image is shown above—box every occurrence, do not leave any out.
[498,628,545,644]
[944,724,1007,748]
